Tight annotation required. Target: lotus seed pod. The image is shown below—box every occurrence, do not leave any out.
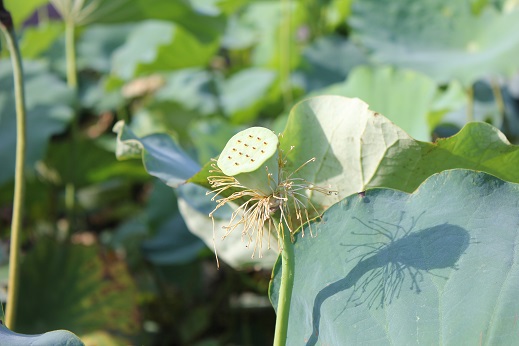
[217,127,279,196]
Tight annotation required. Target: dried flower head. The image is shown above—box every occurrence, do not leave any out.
[207,127,336,265]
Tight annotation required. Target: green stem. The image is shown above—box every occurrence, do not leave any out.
[64,19,78,233]
[0,4,27,330]
[466,84,474,123]
[280,0,293,109]
[490,79,505,122]
[273,225,295,346]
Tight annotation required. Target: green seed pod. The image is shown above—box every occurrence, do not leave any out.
[217,127,279,196]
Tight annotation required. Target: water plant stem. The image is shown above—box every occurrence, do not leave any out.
[273,225,295,346]
[466,85,474,122]
[65,18,78,232]
[490,79,505,121]
[0,3,27,329]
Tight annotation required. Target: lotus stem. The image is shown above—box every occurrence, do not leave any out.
[273,224,295,346]
[466,84,474,122]
[65,18,78,232]
[0,2,27,329]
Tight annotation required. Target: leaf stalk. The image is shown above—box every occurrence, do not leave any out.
[65,18,78,232]
[0,3,27,329]
[273,225,295,346]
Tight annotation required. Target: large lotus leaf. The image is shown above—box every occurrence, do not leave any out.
[278,95,519,213]
[270,169,519,344]
[16,239,138,339]
[113,120,199,188]
[349,0,519,84]
[177,183,278,269]
[0,61,73,184]
[0,325,84,346]
[111,20,219,80]
[314,66,445,141]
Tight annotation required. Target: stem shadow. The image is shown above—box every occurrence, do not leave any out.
[305,216,470,345]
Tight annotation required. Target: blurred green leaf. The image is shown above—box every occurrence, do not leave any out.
[296,35,368,92]
[188,118,243,163]
[77,23,134,73]
[270,169,519,344]
[323,0,352,29]
[350,0,519,84]
[79,76,125,113]
[154,68,219,116]
[79,331,123,346]
[315,66,444,140]
[219,68,277,123]
[45,138,119,187]
[4,0,48,27]
[0,324,84,346]
[440,80,504,129]
[111,20,219,80]
[223,1,305,68]
[80,0,226,41]
[19,22,64,59]
[142,213,206,265]
[0,61,73,184]
[16,239,138,339]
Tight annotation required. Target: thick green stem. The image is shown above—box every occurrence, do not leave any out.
[0,5,27,330]
[65,19,78,232]
[273,226,295,346]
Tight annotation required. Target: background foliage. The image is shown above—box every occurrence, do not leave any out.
[1,0,519,344]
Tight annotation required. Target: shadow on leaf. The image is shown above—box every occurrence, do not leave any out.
[306,214,470,345]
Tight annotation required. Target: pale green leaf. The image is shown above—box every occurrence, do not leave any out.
[270,169,519,344]
[350,0,519,84]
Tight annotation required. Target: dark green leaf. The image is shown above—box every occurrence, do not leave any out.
[142,213,206,265]
[16,239,138,339]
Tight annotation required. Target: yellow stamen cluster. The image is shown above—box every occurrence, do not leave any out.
[207,139,337,265]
